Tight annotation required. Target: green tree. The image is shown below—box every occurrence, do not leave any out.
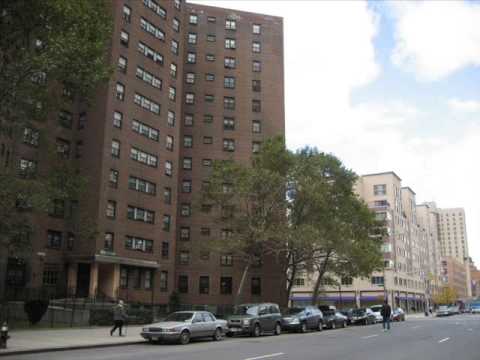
[433,286,457,305]
[200,137,292,304]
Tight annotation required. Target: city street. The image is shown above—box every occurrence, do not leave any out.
[8,315,480,360]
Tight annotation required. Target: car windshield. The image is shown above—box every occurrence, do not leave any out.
[323,310,334,316]
[234,305,258,316]
[163,312,194,322]
[353,309,366,316]
[370,306,382,312]
[286,308,304,315]
[438,306,449,311]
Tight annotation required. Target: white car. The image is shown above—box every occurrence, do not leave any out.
[470,306,480,314]
[369,305,384,323]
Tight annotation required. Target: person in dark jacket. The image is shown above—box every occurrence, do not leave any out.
[110,300,127,336]
[380,301,392,331]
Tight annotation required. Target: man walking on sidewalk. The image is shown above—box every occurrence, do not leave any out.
[381,301,392,331]
[110,300,128,336]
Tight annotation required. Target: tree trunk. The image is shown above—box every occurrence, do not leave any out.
[311,251,332,305]
[286,259,297,306]
[235,263,250,306]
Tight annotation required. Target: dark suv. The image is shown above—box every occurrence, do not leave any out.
[226,303,283,337]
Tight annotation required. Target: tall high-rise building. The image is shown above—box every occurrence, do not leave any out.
[1,0,285,307]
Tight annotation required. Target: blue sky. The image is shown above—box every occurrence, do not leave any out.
[191,1,480,265]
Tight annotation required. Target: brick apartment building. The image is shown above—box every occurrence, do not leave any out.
[1,0,285,307]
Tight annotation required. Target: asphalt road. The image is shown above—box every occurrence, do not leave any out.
[9,315,480,360]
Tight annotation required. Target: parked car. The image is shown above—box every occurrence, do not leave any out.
[226,303,283,337]
[436,305,451,317]
[351,308,376,325]
[340,309,354,325]
[323,310,347,329]
[448,305,460,315]
[370,305,384,323]
[470,303,480,314]
[141,311,227,345]
[391,308,405,322]
[281,306,323,333]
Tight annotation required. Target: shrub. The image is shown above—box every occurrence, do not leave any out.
[24,300,49,325]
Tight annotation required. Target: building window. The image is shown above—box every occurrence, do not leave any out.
[294,278,305,287]
[22,127,39,147]
[371,276,384,285]
[143,0,166,18]
[160,271,168,291]
[161,242,169,259]
[253,61,261,72]
[223,117,235,131]
[252,42,261,53]
[173,18,180,32]
[167,110,176,127]
[205,73,215,81]
[123,5,131,22]
[165,161,173,176]
[174,0,181,9]
[188,32,197,44]
[163,214,171,231]
[47,230,62,249]
[185,92,195,104]
[252,80,261,92]
[220,277,232,295]
[120,267,128,288]
[115,83,125,101]
[374,184,387,196]
[186,72,195,84]
[111,140,120,158]
[134,93,160,115]
[55,138,70,159]
[170,63,177,78]
[127,205,155,224]
[179,251,190,265]
[125,236,153,253]
[144,270,153,290]
[182,179,192,193]
[43,264,60,286]
[78,112,87,130]
[183,135,193,148]
[106,200,116,219]
[183,157,192,170]
[163,187,171,204]
[165,135,174,151]
[184,114,194,127]
[252,142,261,154]
[59,110,73,128]
[178,275,188,293]
[128,176,156,195]
[202,159,212,167]
[224,97,235,110]
[136,66,162,89]
[252,120,261,134]
[120,30,129,47]
[220,254,233,266]
[224,76,235,89]
[118,56,128,73]
[189,14,198,25]
[225,38,236,49]
[223,139,235,152]
[225,19,236,30]
[204,94,214,103]
[113,111,123,128]
[207,34,216,42]
[203,114,213,124]
[132,119,159,141]
[171,40,179,55]
[169,87,176,102]
[18,158,37,177]
[224,57,236,69]
[252,100,261,112]
[207,16,216,23]
[341,277,353,286]
[138,42,164,65]
[187,52,196,64]
[180,227,190,241]
[130,147,158,167]
[253,24,261,34]
[201,227,210,236]
[203,136,213,144]
[251,277,261,295]
[104,232,114,251]
[199,276,209,294]
[140,17,165,41]
[109,169,119,188]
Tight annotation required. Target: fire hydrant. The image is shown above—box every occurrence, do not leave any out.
[0,322,9,349]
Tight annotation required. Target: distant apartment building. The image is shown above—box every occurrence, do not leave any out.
[1,0,286,307]
[469,260,480,298]
[291,172,433,311]
[440,257,469,299]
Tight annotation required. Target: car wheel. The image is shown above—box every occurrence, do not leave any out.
[317,321,323,331]
[300,322,307,333]
[331,322,336,330]
[252,323,261,337]
[180,330,190,345]
[213,328,223,341]
[274,322,282,336]
[342,321,347,328]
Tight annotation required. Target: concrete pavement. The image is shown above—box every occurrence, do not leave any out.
[4,314,480,360]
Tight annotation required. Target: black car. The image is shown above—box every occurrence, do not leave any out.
[340,309,354,325]
[227,303,283,337]
[322,310,348,329]
[351,308,376,325]
[281,306,323,333]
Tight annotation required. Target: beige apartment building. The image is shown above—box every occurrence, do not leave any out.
[440,257,469,298]
[291,172,433,312]
[437,208,471,297]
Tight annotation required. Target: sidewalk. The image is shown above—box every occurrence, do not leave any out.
[0,325,145,357]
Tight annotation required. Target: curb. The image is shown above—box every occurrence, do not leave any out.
[0,340,144,357]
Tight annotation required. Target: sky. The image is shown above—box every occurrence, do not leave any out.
[190,1,480,265]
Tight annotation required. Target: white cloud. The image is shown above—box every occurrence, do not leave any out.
[448,98,480,113]
[391,1,480,81]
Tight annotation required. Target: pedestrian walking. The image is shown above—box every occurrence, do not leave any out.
[380,301,392,331]
[110,300,128,336]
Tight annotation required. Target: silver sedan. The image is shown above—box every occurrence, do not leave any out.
[141,311,228,345]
